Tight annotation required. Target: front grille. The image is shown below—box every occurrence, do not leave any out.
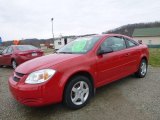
[13,72,25,82]
[13,76,20,82]
[15,72,24,77]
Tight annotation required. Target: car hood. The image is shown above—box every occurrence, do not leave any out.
[15,53,82,74]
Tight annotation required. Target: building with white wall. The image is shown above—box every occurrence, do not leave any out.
[54,37,76,50]
[132,27,160,46]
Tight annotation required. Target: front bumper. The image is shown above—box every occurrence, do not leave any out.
[8,72,63,107]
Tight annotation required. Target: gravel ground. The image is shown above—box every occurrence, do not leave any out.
[0,66,160,120]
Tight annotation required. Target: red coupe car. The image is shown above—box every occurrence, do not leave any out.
[9,34,149,109]
[0,45,44,69]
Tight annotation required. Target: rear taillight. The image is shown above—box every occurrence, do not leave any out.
[38,51,44,56]
[41,52,44,55]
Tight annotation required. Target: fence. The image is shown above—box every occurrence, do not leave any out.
[148,45,160,48]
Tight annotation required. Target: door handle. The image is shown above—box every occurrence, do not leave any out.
[124,53,130,57]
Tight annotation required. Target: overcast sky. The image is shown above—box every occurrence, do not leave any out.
[0,0,160,41]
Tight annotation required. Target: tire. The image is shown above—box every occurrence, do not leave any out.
[12,60,17,69]
[64,75,93,110]
[135,59,148,78]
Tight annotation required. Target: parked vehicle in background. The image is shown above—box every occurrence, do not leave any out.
[0,45,44,69]
[9,34,149,109]
[0,46,5,52]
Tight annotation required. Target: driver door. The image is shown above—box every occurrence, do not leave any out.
[96,36,128,86]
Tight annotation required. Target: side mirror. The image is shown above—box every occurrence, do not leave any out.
[138,40,142,44]
[97,47,113,55]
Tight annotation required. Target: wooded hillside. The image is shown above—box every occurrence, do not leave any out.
[103,21,160,37]
[2,22,160,47]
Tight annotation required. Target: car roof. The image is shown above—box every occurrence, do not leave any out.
[11,45,33,47]
[96,34,137,41]
[11,45,31,46]
[95,34,132,38]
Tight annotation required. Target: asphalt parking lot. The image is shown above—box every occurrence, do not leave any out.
[0,67,160,120]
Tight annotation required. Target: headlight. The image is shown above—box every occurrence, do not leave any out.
[25,69,56,84]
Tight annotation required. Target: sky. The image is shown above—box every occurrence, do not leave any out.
[0,0,160,41]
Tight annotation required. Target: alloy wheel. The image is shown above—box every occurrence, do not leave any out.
[141,61,147,76]
[12,60,17,69]
[71,81,89,105]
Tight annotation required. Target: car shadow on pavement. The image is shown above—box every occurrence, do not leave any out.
[19,74,137,120]
[19,103,77,120]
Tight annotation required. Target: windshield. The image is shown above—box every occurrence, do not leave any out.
[17,45,38,51]
[57,36,101,54]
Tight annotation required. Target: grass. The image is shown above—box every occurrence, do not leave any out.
[149,48,160,67]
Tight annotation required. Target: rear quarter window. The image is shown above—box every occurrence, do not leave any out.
[125,38,138,48]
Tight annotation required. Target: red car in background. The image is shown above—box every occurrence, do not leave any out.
[0,45,44,69]
[9,34,149,109]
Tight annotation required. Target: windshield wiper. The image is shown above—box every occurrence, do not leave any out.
[57,52,73,54]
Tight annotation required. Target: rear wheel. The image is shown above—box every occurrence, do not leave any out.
[64,75,93,109]
[135,59,148,78]
[12,60,17,69]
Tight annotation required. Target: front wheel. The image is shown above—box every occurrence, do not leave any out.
[64,76,93,109]
[12,60,17,69]
[135,59,148,78]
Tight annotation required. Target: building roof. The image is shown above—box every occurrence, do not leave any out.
[132,27,160,37]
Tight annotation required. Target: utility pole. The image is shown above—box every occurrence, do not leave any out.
[51,18,54,42]
[51,18,55,52]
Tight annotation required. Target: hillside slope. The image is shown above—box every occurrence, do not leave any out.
[103,21,160,37]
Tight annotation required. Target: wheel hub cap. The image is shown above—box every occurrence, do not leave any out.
[71,81,89,105]
[141,62,147,76]
[12,61,16,69]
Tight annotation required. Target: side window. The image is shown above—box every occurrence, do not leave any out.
[7,47,13,53]
[101,37,126,52]
[58,41,62,45]
[125,38,137,48]
[2,47,8,54]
